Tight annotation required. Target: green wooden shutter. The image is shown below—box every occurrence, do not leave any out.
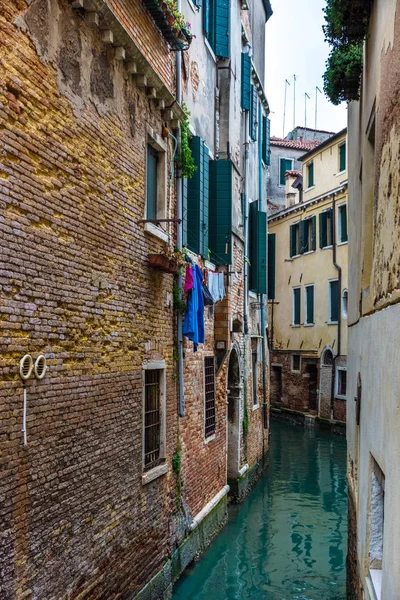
[187,136,209,255]
[241,53,251,111]
[280,158,292,186]
[339,143,346,172]
[268,233,276,300]
[306,286,314,324]
[293,288,301,325]
[203,0,209,36]
[319,212,327,248]
[340,205,348,242]
[182,177,188,248]
[311,216,316,250]
[250,86,258,141]
[262,117,271,165]
[290,224,296,257]
[307,162,314,187]
[249,202,267,294]
[209,0,230,58]
[209,160,232,264]
[330,280,339,322]
[146,145,158,219]
[299,220,307,254]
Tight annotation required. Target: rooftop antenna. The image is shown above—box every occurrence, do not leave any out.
[283,79,291,138]
[293,74,297,131]
[315,86,322,136]
[304,92,310,129]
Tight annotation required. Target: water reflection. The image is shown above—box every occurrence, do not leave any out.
[172,420,347,600]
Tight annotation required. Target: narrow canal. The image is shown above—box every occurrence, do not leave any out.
[172,420,347,600]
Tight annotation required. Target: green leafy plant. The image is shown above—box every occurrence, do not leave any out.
[173,279,186,315]
[172,445,182,511]
[177,104,196,179]
[322,0,371,105]
[243,389,249,438]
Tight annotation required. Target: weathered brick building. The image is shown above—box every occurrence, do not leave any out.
[1,0,272,598]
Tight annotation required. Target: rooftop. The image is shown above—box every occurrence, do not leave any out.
[299,128,348,162]
[292,126,336,135]
[271,137,322,151]
[285,170,302,178]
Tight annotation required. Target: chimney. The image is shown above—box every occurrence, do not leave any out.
[299,135,303,143]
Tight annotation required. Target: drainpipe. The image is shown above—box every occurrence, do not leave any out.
[330,193,342,421]
[243,113,250,336]
[258,103,268,431]
[175,27,184,417]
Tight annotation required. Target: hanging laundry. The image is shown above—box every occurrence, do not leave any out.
[184,265,194,293]
[218,272,226,300]
[207,272,220,303]
[183,264,205,352]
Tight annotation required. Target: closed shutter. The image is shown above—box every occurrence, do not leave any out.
[268,233,276,300]
[290,224,297,257]
[319,211,327,248]
[209,0,230,58]
[241,53,251,111]
[306,286,314,324]
[182,177,188,247]
[339,144,346,172]
[280,158,292,186]
[209,160,232,264]
[330,280,339,322]
[146,145,158,219]
[340,205,348,242]
[293,288,301,325]
[249,202,267,294]
[250,85,258,141]
[187,136,209,255]
[307,162,314,187]
[262,117,271,165]
[311,216,316,250]
[300,220,307,254]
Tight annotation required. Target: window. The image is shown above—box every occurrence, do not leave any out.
[290,222,301,257]
[307,161,314,188]
[305,284,314,325]
[182,136,209,256]
[292,287,301,326]
[146,145,158,220]
[143,364,166,472]
[342,289,348,319]
[319,209,333,248]
[145,131,167,230]
[300,216,316,253]
[337,203,348,243]
[262,116,271,165]
[203,0,230,58]
[241,52,251,111]
[251,338,259,406]
[292,354,301,372]
[368,458,385,600]
[280,158,293,186]
[339,142,346,172]
[329,279,339,323]
[204,356,216,438]
[322,348,333,365]
[336,367,347,398]
[250,85,258,141]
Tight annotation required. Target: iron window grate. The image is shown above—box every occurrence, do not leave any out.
[204,357,216,438]
[144,369,162,470]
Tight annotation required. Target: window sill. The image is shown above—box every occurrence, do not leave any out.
[328,321,338,325]
[252,403,260,411]
[335,395,347,401]
[291,370,301,374]
[144,222,169,243]
[204,38,217,62]
[337,240,348,246]
[186,0,199,13]
[322,245,333,250]
[304,323,314,327]
[142,463,168,485]
[303,250,315,255]
[305,185,315,192]
[204,434,215,445]
[368,569,382,600]
[291,324,301,328]
[336,170,346,177]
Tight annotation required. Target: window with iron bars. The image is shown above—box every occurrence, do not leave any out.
[204,356,216,438]
[144,369,162,470]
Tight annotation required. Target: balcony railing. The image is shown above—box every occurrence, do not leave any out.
[142,0,193,51]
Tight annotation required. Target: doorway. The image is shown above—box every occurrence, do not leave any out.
[270,365,282,406]
[306,364,318,412]
[227,347,241,479]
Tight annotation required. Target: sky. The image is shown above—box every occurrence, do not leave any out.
[265,0,348,138]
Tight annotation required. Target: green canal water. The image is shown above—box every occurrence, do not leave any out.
[172,420,347,600]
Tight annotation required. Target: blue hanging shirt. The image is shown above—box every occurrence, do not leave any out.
[183,264,205,352]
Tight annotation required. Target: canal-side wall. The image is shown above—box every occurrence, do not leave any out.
[228,454,269,503]
[271,408,346,435]
[135,490,228,600]
[347,484,363,600]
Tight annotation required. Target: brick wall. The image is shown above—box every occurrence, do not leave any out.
[270,352,319,414]
[0,0,179,597]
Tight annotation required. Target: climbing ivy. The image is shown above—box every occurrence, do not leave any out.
[322,0,371,105]
[172,445,182,511]
[177,103,196,179]
[173,279,186,315]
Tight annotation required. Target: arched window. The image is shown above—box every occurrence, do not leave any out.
[322,348,333,365]
[342,289,348,319]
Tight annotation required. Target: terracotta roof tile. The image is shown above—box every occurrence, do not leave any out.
[285,170,302,177]
[270,137,322,151]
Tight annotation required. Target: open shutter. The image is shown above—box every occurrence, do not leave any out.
[200,142,209,256]
[146,145,158,219]
[187,137,209,255]
[319,212,327,248]
[308,162,314,187]
[293,289,301,325]
[250,86,258,141]
[268,233,276,300]
[211,0,230,58]
[241,53,251,111]
[209,160,232,264]
[203,0,209,36]
[306,286,314,324]
[299,220,307,254]
[290,224,296,257]
[339,144,346,172]
[262,117,271,165]
[182,177,188,248]
[341,205,348,242]
[249,202,267,294]
[311,216,316,250]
